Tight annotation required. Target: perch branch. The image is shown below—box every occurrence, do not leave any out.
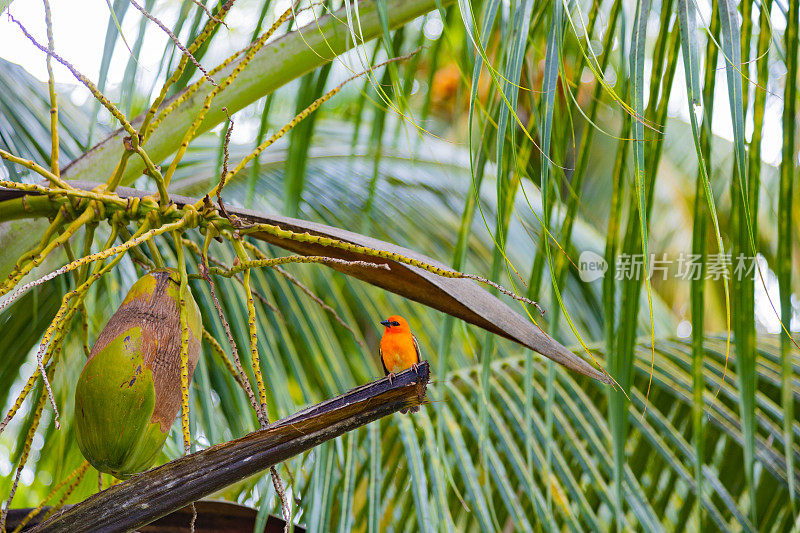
[31,363,429,533]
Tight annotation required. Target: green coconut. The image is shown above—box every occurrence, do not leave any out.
[74,269,201,479]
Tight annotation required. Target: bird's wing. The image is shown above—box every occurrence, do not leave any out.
[379,345,389,376]
[411,334,421,363]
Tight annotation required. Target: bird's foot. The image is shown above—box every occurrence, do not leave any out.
[411,363,419,374]
[387,372,395,384]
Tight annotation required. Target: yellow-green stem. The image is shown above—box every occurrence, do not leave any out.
[161,6,295,189]
[43,0,60,183]
[200,53,415,201]
[0,149,69,189]
[144,222,164,267]
[200,230,264,421]
[0,373,50,533]
[173,230,193,453]
[10,461,90,533]
[140,0,237,139]
[231,238,269,426]
[105,152,135,193]
[1,207,95,297]
[202,329,246,389]
[118,224,156,271]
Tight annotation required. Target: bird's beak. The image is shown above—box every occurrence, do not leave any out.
[380,320,391,327]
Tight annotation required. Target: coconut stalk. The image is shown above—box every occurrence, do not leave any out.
[31,362,429,532]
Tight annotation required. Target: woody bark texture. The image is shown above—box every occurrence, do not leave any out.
[32,363,430,533]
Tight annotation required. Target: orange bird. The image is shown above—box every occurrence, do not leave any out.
[379,315,421,414]
[379,315,421,382]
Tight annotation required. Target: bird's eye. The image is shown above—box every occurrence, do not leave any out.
[391,321,400,327]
